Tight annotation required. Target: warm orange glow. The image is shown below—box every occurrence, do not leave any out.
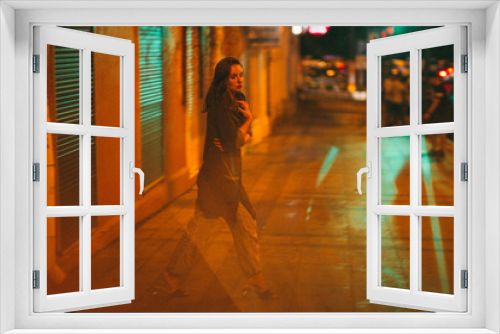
[439,70,448,77]
[347,83,357,93]
[326,69,335,76]
[387,27,394,35]
[381,31,387,38]
[447,67,454,74]
[335,62,345,69]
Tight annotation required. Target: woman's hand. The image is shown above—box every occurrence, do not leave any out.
[238,101,252,121]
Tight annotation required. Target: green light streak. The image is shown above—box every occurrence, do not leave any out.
[421,138,450,294]
[316,146,340,188]
[306,146,339,222]
[381,136,410,197]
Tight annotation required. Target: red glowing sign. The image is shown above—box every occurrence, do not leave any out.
[387,27,394,35]
[308,26,329,36]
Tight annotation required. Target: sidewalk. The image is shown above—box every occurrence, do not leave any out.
[81,100,452,313]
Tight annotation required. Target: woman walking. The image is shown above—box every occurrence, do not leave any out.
[161,57,275,300]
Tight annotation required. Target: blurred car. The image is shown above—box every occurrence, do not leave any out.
[302,59,347,91]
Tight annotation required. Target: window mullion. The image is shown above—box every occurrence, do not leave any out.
[409,47,420,295]
[82,48,92,294]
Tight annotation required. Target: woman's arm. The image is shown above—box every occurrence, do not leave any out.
[214,107,247,151]
[237,101,253,144]
[214,118,251,151]
[242,120,253,144]
[238,117,252,141]
[215,126,251,152]
[244,132,252,144]
[213,100,253,151]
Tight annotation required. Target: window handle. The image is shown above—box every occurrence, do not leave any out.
[357,162,372,195]
[129,162,145,195]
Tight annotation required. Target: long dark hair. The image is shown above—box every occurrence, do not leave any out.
[202,57,242,113]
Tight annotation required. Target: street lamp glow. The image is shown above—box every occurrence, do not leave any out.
[308,26,329,36]
[292,26,303,35]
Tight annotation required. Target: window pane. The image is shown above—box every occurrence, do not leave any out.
[421,216,454,294]
[421,134,454,206]
[91,137,121,206]
[47,133,80,206]
[381,52,410,127]
[91,216,121,290]
[47,45,80,124]
[47,217,80,295]
[92,52,121,127]
[381,136,410,205]
[381,215,410,290]
[421,45,454,124]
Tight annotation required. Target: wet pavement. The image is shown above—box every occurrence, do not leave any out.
[78,97,453,313]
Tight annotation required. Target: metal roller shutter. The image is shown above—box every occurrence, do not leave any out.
[52,27,96,251]
[139,26,164,188]
[53,27,96,208]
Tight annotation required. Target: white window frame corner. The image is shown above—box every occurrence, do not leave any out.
[1,2,498,334]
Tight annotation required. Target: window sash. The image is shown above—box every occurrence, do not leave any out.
[365,26,467,312]
[32,25,136,313]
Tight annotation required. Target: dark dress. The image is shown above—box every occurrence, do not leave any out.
[195,95,256,223]
[166,94,262,279]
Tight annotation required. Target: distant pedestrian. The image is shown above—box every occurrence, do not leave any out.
[386,73,407,126]
[423,74,452,158]
[161,57,276,300]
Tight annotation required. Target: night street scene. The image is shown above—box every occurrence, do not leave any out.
[45,26,454,312]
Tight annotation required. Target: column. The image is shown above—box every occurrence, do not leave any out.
[163,26,190,199]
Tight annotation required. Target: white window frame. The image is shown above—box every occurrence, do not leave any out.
[33,26,136,313]
[1,1,499,333]
[366,26,468,312]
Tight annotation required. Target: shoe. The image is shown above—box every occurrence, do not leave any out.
[256,289,278,300]
[154,285,189,297]
[157,270,188,297]
[242,284,277,300]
